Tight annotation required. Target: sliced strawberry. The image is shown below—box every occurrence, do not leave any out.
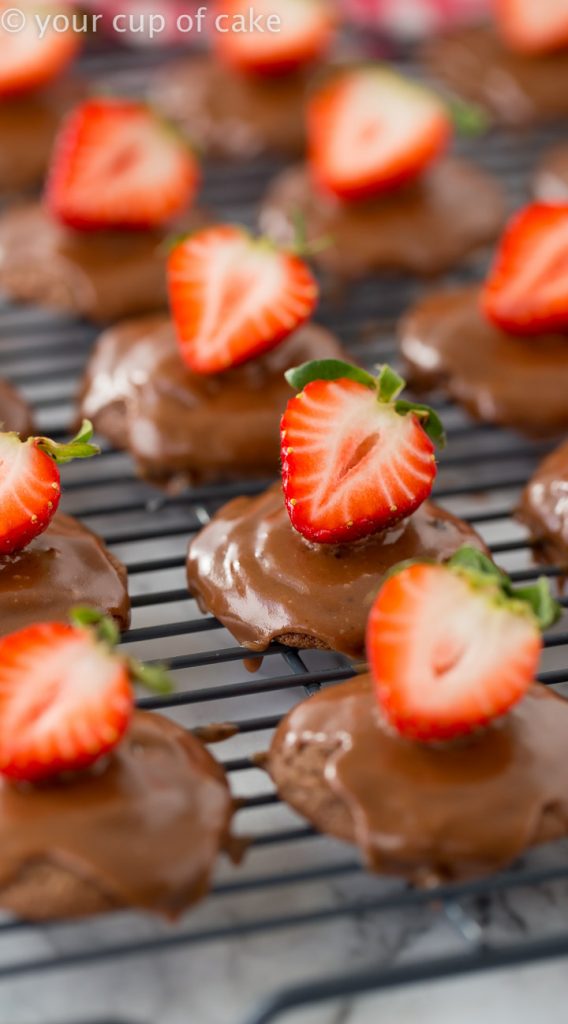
[280,361,445,544]
[46,99,199,231]
[495,0,568,54]
[168,225,319,374]
[481,204,568,335]
[214,0,334,76]
[366,548,559,742]
[0,420,98,555]
[0,5,80,98]
[308,67,451,201]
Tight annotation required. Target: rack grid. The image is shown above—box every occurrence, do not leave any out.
[0,42,568,1024]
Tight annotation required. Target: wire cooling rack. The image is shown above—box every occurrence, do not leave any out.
[0,42,568,1024]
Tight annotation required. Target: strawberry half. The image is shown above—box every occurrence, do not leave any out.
[308,67,451,201]
[46,99,199,231]
[0,420,98,556]
[367,548,560,742]
[495,0,568,55]
[281,361,445,544]
[0,609,171,783]
[0,4,80,98]
[214,0,334,76]
[481,204,568,335]
[168,225,319,374]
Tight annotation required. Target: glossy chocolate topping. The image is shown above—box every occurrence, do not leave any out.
[187,484,487,659]
[0,513,130,636]
[400,286,568,436]
[0,378,34,437]
[518,440,568,566]
[150,55,308,158]
[0,204,206,323]
[270,675,568,883]
[0,96,59,195]
[422,25,568,125]
[260,158,505,278]
[534,146,568,202]
[79,316,344,486]
[0,711,234,917]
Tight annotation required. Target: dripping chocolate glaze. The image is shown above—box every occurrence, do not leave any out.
[79,317,344,486]
[269,675,568,883]
[0,513,130,636]
[187,484,487,659]
[400,286,568,437]
[518,439,568,567]
[260,158,505,278]
[0,378,35,437]
[422,25,568,125]
[0,712,234,918]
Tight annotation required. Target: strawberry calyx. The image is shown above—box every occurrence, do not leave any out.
[285,360,446,449]
[69,606,173,695]
[33,419,99,465]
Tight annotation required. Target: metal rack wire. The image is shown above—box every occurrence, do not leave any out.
[0,44,568,1024]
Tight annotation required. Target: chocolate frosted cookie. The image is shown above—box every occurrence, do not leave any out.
[0,204,206,324]
[0,95,60,196]
[269,675,568,884]
[534,146,568,202]
[0,513,130,635]
[518,440,568,566]
[260,158,504,279]
[79,317,343,486]
[0,379,34,437]
[0,711,233,919]
[187,484,486,659]
[422,25,568,125]
[400,286,568,436]
[150,56,308,159]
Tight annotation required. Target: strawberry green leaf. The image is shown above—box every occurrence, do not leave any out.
[376,365,405,403]
[285,360,376,392]
[448,548,561,630]
[69,606,174,694]
[127,659,174,695]
[36,420,100,465]
[511,578,562,631]
[448,547,504,580]
[447,96,490,137]
[394,400,446,449]
[69,606,120,648]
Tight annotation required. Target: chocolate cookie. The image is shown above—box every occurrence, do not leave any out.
[0,204,206,323]
[518,439,568,566]
[422,25,568,125]
[0,711,234,919]
[260,158,505,278]
[187,483,487,659]
[150,56,308,158]
[0,513,130,635]
[0,95,60,196]
[269,675,568,883]
[0,378,34,437]
[534,146,568,202]
[399,286,568,436]
[79,317,344,486]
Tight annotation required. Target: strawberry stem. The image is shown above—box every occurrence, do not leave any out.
[446,96,490,137]
[35,420,100,465]
[69,607,174,695]
[376,365,405,403]
[448,548,561,630]
[290,210,333,259]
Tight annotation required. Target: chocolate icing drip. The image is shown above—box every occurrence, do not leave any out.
[187,484,487,659]
[150,56,308,158]
[79,317,344,486]
[518,440,568,567]
[0,513,130,635]
[422,25,568,125]
[0,378,35,437]
[270,675,568,883]
[260,158,504,278]
[534,146,568,202]
[0,712,234,918]
[400,286,568,436]
[0,204,206,323]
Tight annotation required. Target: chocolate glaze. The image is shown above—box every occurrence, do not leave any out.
[187,484,487,659]
[534,146,568,202]
[422,25,568,125]
[0,378,34,437]
[0,711,234,918]
[260,158,504,279]
[269,674,568,883]
[400,286,568,436]
[79,316,344,486]
[0,96,59,196]
[0,204,206,324]
[518,440,568,567]
[150,56,309,158]
[0,513,130,636]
